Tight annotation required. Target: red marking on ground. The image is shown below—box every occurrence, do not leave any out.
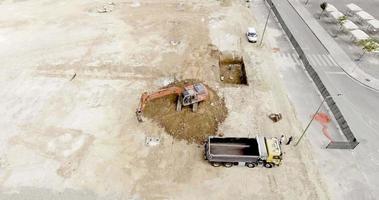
[313,112,333,142]
[314,112,331,124]
[272,47,280,52]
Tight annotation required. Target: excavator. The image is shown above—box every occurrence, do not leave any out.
[136,83,209,122]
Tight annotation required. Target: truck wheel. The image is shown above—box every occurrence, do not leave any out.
[245,163,256,168]
[264,163,273,168]
[211,162,221,167]
[223,162,233,168]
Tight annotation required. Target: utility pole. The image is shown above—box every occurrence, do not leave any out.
[259,6,272,46]
[295,94,342,146]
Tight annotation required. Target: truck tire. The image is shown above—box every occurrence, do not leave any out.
[211,162,221,167]
[264,163,273,168]
[245,162,256,168]
[223,162,233,168]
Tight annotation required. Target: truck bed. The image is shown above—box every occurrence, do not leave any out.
[209,137,259,156]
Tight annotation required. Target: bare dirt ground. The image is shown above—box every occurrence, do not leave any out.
[143,79,228,144]
[0,0,330,199]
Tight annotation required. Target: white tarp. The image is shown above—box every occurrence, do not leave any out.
[350,30,369,41]
[325,4,338,13]
[329,11,344,21]
[356,11,375,21]
[346,3,362,13]
[367,19,379,31]
[342,20,359,31]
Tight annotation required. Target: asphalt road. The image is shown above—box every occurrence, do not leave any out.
[268,0,379,199]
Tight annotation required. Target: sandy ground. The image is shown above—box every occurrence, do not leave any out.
[0,0,330,199]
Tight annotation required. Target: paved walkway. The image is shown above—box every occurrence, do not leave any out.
[288,0,379,91]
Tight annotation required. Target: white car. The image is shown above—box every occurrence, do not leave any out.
[246,27,257,43]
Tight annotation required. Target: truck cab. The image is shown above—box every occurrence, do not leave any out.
[265,137,282,166]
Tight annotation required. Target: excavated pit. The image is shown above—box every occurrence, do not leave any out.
[143,79,228,144]
[219,52,248,85]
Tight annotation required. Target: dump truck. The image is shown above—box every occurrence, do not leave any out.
[204,136,282,168]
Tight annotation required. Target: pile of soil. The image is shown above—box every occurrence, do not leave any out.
[143,80,228,144]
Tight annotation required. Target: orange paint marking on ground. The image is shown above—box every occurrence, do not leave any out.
[272,47,280,52]
[314,112,333,142]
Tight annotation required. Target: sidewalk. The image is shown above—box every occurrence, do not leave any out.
[288,0,379,91]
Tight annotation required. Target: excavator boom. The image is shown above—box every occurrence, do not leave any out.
[136,86,183,122]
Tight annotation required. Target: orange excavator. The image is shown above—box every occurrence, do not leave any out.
[136,83,209,122]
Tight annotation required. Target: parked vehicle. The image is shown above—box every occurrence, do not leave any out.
[204,136,282,168]
[246,27,258,43]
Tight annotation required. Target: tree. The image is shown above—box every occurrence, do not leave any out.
[356,38,379,61]
[319,2,328,19]
[337,15,348,32]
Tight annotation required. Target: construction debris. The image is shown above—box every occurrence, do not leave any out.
[269,113,282,122]
[97,2,115,13]
[170,40,181,46]
[145,137,160,146]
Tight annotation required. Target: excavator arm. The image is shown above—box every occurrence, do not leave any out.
[136,86,183,122]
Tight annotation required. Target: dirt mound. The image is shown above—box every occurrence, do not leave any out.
[143,80,228,144]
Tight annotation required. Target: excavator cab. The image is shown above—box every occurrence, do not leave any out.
[182,90,195,105]
[177,83,208,112]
